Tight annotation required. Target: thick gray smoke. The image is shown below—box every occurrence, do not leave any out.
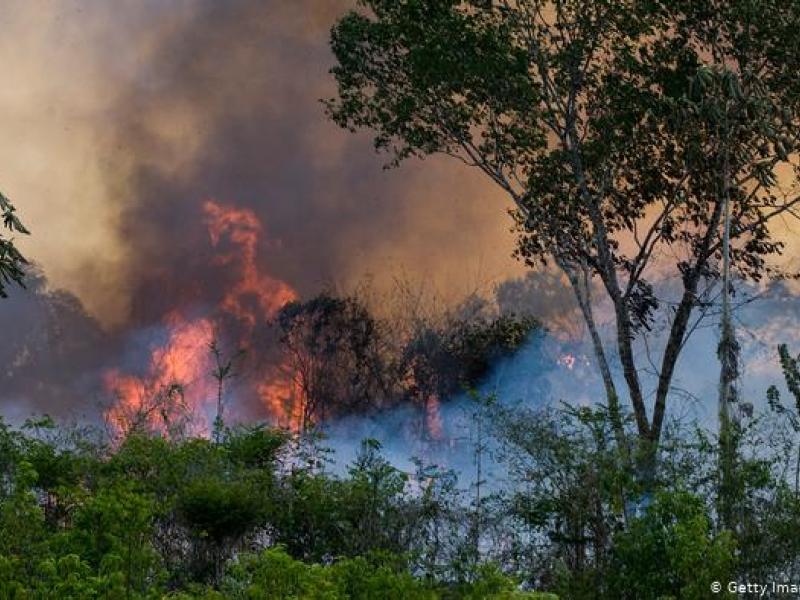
[0,269,115,419]
[0,1,522,418]
[103,0,521,329]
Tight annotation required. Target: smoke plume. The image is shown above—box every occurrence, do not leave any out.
[0,1,524,419]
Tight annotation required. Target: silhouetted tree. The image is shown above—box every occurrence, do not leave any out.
[277,293,394,430]
[327,0,800,459]
[402,312,539,438]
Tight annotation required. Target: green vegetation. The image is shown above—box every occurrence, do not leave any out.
[0,192,28,298]
[8,1,800,597]
[4,361,800,599]
[0,418,561,598]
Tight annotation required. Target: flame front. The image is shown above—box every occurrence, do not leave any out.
[104,200,301,439]
[204,200,297,332]
[257,374,304,432]
[104,314,216,437]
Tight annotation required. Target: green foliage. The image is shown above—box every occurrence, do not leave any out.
[0,413,571,598]
[1,553,123,600]
[328,0,800,284]
[605,491,736,600]
[0,191,29,298]
[225,425,288,469]
[222,547,336,599]
[0,460,47,560]
[67,480,160,592]
[769,344,800,416]
[341,439,409,556]
[220,548,546,600]
[328,553,434,599]
[327,0,800,451]
[4,372,800,598]
[178,478,264,544]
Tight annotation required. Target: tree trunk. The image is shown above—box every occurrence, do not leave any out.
[561,259,627,453]
[564,126,650,441]
[651,196,725,444]
[717,116,740,531]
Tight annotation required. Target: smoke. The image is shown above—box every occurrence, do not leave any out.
[0,269,116,420]
[317,279,800,484]
[319,327,588,482]
[105,0,525,329]
[1,0,522,328]
[0,0,525,418]
[1,0,799,452]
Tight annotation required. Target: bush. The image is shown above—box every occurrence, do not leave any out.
[604,491,736,600]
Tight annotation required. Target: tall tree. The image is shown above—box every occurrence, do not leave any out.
[326,1,800,456]
[0,192,29,298]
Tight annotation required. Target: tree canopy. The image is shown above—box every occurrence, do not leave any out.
[327,0,800,449]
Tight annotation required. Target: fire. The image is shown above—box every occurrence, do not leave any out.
[104,314,216,437]
[557,353,577,370]
[204,200,297,332]
[257,373,304,431]
[105,200,302,439]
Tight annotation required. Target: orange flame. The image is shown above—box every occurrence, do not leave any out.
[105,200,302,439]
[257,373,304,432]
[104,314,216,437]
[204,200,297,333]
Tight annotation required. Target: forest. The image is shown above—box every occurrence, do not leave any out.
[5,0,800,598]
[1,317,800,598]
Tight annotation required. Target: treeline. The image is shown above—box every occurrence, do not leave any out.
[0,415,555,599]
[112,288,543,439]
[3,344,800,599]
[274,291,540,432]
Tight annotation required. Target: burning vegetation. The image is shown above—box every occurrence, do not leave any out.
[104,201,300,439]
[103,199,544,443]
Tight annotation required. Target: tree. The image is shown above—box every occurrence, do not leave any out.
[208,339,245,444]
[771,344,800,414]
[0,192,29,298]
[607,491,735,600]
[341,439,409,557]
[177,476,265,585]
[276,293,394,431]
[402,311,538,439]
[768,344,800,494]
[326,0,800,460]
